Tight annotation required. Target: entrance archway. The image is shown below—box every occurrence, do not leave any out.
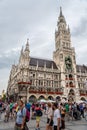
[48,96,54,100]
[56,96,61,102]
[80,97,86,101]
[29,95,37,103]
[38,95,45,100]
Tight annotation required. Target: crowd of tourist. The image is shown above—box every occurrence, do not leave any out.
[0,99,87,130]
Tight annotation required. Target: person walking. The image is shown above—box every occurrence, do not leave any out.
[14,99,28,130]
[53,103,61,130]
[65,103,69,121]
[79,103,84,118]
[31,103,35,119]
[10,100,14,119]
[35,103,42,130]
[4,102,10,122]
[0,100,3,119]
[46,102,53,130]
[59,103,65,129]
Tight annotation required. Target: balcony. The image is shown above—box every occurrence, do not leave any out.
[65,77,68,80]
[18,81,31,85]
[80,93,87,96]
[65,78,74,80]
[69,78,73,80]
[79,89,87,96]
[29,87,63,95]
[69,85,75,88]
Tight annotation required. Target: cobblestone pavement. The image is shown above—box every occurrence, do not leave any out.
[0,113,87,130]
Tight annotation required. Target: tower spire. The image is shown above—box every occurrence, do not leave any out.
[25,38,30,52]
[60,6,63,17]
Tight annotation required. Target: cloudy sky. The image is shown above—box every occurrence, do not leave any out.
[0,0,87,94]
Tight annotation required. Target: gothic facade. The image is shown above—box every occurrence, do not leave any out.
[7,7,87,102]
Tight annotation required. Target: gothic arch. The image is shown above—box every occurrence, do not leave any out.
[56,96,61,101]
[48,96,54,100]
[38,95,45,100]
[80,97,86,101]
[29,95,37,103]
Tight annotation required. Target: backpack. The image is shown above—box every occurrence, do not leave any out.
[25,103,31,112]
[26,108,30,122]
[36,109,43,117]
[21,107,30,122]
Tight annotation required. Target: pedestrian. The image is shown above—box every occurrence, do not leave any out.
[60,103,65,129]
[10,100,14,119]
[0,100,3,119]
[35,103,42,130]
[4,102,10,122]
[46,102,53,130]
[53,103,61,130]
[14,99,28,130]
[79,103,84,118]
[65,103,69,121]
[31,103,35,119]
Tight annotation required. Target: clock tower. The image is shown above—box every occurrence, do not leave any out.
[53,7,80,102]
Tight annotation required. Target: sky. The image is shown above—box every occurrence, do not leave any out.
[0,0,87,94]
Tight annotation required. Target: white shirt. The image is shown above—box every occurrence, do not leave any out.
[47,107,53,119]
[53,109,61,126]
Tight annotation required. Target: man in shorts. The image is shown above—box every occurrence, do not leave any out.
[53,103,61,130]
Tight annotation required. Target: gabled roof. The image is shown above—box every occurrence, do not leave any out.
[76,65,87,73]
[29,57,58,69]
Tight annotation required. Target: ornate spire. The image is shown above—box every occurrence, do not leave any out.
[26,38,29,45]
[68,25,70,33]
[25,38,30,52]
[60,6,63,17]
[58,6,66,24]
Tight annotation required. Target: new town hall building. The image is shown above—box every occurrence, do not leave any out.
[7,7,87,102]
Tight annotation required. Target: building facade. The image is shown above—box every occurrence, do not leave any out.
[7,7,87,102]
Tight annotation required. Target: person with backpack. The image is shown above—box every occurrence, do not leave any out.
[26,101,31,111]
[14,99,29,130]
[35,103,43,130]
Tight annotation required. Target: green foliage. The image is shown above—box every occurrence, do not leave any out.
[2,94,6,102]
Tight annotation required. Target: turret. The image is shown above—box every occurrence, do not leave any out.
[24,39,30,67]
[19,46,24,67]
[57,7,66,31]
[19,39,30,68]
[55,7,71,51]
[24,38,30,57]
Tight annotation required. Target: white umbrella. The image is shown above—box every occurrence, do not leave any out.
[47,100,55,103]
[38,99,47,103]
[76,100,84,104]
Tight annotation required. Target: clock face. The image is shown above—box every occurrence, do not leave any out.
[65,56,72,70]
